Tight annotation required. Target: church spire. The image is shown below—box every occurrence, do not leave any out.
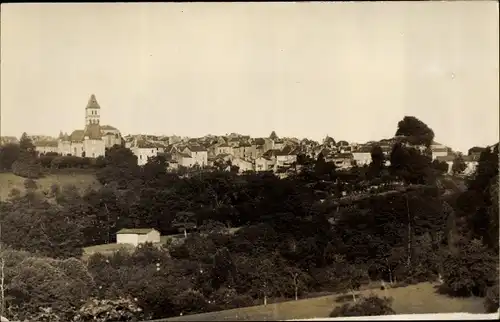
[86,94,101,109]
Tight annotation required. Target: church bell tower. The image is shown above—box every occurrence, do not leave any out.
[85,94,101,126]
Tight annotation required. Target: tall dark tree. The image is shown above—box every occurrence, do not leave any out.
[464,144,499,249]
[368,145,384,178]
[390,143,433,184]
[19,132,35,155]
[451,154,466,175]
[269,131,279,141]
[96,146,140,188]
[395,116,435,147]
[0,143,20,171]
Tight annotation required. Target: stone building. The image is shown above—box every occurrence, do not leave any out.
[54,94,122,157]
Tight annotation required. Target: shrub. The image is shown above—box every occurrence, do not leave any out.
[440,239,498,297]
[73,297,146,322]
[39,155,57,168]
[484,281,499,313]
[12,159,42,179]
[23,178,38,190]
[330,295,395,317]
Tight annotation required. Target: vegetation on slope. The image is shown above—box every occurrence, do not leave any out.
[0,116,497,321]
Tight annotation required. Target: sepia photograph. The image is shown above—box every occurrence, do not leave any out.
[0,2,499,321]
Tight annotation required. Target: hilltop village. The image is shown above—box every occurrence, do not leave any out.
[12,94,481,177]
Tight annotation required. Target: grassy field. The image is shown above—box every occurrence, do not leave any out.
[151,283,485,321]
[0,171,100,201]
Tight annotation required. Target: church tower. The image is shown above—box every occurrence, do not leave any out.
[85,94,101,126]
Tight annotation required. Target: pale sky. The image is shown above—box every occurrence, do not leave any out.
[1,2,498,153]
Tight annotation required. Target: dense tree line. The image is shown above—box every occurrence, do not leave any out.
[0,117,498,321]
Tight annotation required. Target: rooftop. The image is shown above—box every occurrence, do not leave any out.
[116,228,157,235]
[86,94,101,109]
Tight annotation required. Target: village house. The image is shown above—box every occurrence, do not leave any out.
[34,140,59,155]
[175,152,194,168]
[116,228,161,247]
[463,154,481,175]
[467,146,485,159]
[182,145,208,167]
[430,141,451,160]
[215,144,232,156]
[130,138,165,166]
[227,137,242,147]
[272,139,285,150]
[231,157,254,173]
[254,156,276,172]
[331,153,354,169]
[352,146,372,166]
[250,143,265,159]
[232,143,254,159]
[208,153,233,168]
[275,148,298,170]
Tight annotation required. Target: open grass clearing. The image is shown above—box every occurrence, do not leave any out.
[153,282,485,321]
[0,171,100,201]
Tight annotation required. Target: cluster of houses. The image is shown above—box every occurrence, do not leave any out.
[123,133,367,173]
[122,133,474,175]
[0,94,485,176]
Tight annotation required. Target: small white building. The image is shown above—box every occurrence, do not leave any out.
[130,138,165,166]
[352,146,372,166]
[232,157,254,173]
[183,146,208,167]
[116,228,161,246]
[255,156,275,172]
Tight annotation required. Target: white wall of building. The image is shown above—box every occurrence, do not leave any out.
[83,139,106,158]
[352,152,372,166]
[132,147,159,166]
[116,230,161,246]
[191,151,208,167]
[116,233,139,246]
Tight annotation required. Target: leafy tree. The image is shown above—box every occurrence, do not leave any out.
[96,146,139,188]
[465,144,499,249]
[330,295,395,317]
[451,154,466,175]
[431,159,449,174]
[467,146,486,156]
[172,212,197,238]
[7,257,94,321]
[211,247,235,289]
[0,143,20,171]
[73,297,145,322]
[395,116,435,147]
[390,143,433,184]
[440,239,498,297]
[11,155,42,179]
[23,178,38,191]
[19,133,35,155]
[368,145,384,178]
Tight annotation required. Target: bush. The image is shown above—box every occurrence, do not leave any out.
[330,295,395,317]
[440,239,498,297]
[39,155,57,168]
[51,156,92,169]
[12,159,42,179]
[484,282,499,313]
[24,178,38,190]
[73,297,146,322]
